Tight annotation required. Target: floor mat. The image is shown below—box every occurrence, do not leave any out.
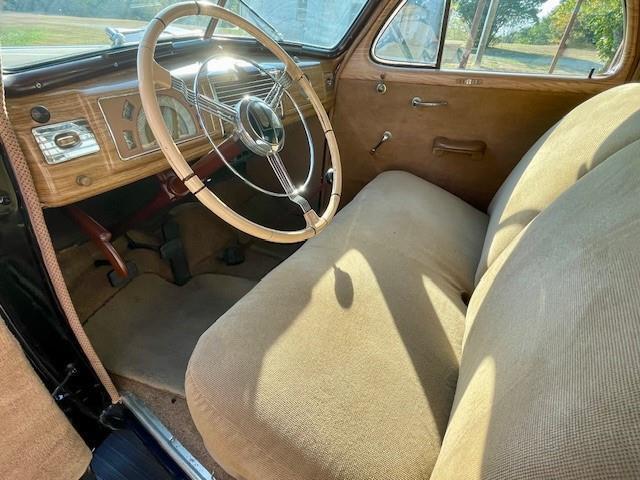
[85,273,256,395]
[92,429,174,480]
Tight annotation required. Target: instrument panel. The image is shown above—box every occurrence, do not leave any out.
[98,89,207,160]
[5,55,336,207]
[138,95,197,150]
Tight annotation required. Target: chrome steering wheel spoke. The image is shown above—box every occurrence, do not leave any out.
[266,151,312,213]
[183,54,316,201]
[171,75,236,124]
[267,151,297,196]
[265,70,294,109]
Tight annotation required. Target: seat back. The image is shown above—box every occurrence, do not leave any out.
[476,83,640,284]
[431,138,640,478]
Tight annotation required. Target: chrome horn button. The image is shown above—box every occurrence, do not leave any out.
[235,96,285,156]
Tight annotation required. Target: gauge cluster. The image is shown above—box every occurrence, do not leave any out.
[98,90,204,161]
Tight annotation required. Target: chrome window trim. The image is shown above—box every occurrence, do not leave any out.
[370,0,449,68]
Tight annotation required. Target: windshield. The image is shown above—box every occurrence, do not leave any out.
[0,0,370,70]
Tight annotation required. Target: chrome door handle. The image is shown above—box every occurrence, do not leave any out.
[411,97,448,108]
[370,131,392,155]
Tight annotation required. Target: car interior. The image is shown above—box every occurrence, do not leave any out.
[1,0,639,478]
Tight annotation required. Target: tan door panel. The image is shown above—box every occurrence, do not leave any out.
[332,79,588,209]
[331,1,639,210]
[0,316,91,480]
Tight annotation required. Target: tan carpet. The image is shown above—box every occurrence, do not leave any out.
[85,273,256,395]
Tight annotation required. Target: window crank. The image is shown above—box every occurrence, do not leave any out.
[370,131,392,155]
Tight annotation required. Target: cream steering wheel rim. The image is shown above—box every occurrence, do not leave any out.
[137,1,342,243]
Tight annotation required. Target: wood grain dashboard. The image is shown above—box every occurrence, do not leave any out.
[6,54,337,207]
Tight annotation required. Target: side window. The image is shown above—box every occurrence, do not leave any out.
[373,0,626,77]
[373,0,448,66]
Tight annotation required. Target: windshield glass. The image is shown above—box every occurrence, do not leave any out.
[0,0,370,70]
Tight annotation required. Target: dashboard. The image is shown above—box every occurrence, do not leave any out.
[5,52,337,207]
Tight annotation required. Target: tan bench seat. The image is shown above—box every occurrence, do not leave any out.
[186,83,640,480]
[186,171,488,479]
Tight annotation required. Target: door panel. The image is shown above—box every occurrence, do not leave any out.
[332,78,588,209]
[331,0,638,210]
[0,315,91,480]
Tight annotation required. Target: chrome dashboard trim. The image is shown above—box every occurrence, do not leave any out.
[32,119,100,165]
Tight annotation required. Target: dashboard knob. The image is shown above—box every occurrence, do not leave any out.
[76,175,92,187]
[30,105,51,124]
[54,132,81,149]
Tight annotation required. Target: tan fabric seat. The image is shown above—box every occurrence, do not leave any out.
[187,83,640,479]
[431,139,640,479]
[476,83,640,283]
[186,172,488,480]
[0,316,91,480]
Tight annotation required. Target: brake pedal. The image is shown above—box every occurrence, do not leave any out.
[160,221,191,286]
[219,244,245,266]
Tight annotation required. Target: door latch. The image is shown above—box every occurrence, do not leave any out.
[0,190,12,216]
[0,191,11,206]
[411,97,448,108]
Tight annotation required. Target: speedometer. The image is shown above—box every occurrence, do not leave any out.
[137,95,197,150]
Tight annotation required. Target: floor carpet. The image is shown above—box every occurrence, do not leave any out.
[85,273,256,395]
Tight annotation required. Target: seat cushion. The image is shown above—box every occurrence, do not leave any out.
[186,171,488,480]
[324,171,489,294]
[431,140,640,479]
[476,83,640,284]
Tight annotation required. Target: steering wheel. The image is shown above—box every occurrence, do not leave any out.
[137,1,342,243]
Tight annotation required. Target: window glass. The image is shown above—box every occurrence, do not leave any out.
[442,0,625,76]
[218,0,371,49]
[0,0,371,70]
[373,0,448,66]
[372,0,625,76]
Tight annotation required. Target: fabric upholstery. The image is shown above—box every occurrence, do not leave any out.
[431,140,640,479]
[0,316,92,480]
[186,171,488,480]
[476,82,640,284]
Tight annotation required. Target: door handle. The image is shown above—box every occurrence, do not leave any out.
[433,136,486,160]
[411,97,448,108]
